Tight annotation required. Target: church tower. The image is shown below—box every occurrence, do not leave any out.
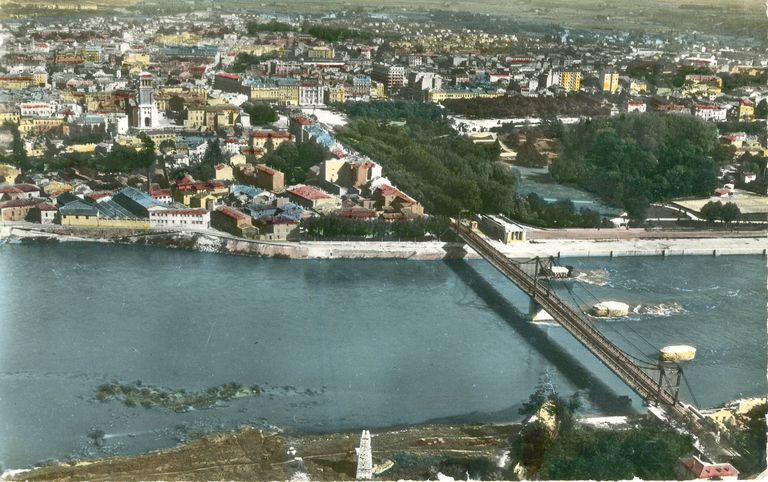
[137,72,158,129]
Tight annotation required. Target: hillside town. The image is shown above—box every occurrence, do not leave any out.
[1,8,767,238]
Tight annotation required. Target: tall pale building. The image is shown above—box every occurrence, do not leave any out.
[136,72,159,129]
[601,71,619,93]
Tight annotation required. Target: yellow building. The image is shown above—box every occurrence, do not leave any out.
[0,75,34,90]
[247,83,300,106]
[0,111,20,125]
[307,46,334,59]
[427,89,502,103]
[43,180,73,196]
[601,72,619,93]
[233,44,283,56]
[61,214,149,230]
[81,48,102,63]
[153,32,200,45]
[0,164,21,184]
[251,130,293,149]
[738,99,755,121]
[319,159,346,183]
[629,80,648,95]
[682,74,722,97]
[325,85,345,104]
[18,117,64,137]
[32,71,48,86]
[174,186,229,207]
[64,144,97,154]
[123,53,151,69]
[214,163,234,181]
[371,81,386,99]
[230,153,247,166]
[561,71,582,92]
[115,135,144,149]
[184,108,207,130]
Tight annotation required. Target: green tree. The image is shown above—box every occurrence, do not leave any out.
[138,136,156,169]
[242,102,278,125]
[168,95,185,114]
[699,200,723,224]
[756,99,768,119]
[721,201,741,226]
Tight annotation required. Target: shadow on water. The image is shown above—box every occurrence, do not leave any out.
[443,260,635,415]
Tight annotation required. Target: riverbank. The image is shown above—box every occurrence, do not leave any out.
[1,223,766,259]
[2,423,521,481]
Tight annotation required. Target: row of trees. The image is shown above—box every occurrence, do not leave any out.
[342,101,444,121]
[301,215,454,241]
[442,94,609,119]
[243,21,378,42]
[303,25,375,42]
[699,201,741,225]
[245,20,294,34]
[552,113,720,219]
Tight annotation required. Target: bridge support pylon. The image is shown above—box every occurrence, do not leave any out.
[529,298,554,322]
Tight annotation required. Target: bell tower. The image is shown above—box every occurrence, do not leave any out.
[137,72,158,129]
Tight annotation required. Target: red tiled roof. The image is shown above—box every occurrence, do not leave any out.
[0,198,38,208]
[290,115,314,126]
[151,189,171,198]
[88,191,113,200]
[216,72,240,80]
[256,164,277,175]
[288,185,332,201]
[14,184,39,192]
[36,202,58,211]
[216,205,250,221]
[252,130,292,139]
[376,184,417,204]
[679,457,738,479]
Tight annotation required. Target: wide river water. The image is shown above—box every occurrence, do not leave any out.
[0,243,765,469]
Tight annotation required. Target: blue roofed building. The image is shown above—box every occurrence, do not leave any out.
[112,186,167,218]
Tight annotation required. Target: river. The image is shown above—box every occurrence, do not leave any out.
[0,243,764,468]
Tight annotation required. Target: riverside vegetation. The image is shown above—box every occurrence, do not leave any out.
[551,113,721,220]
[337,116,607,228]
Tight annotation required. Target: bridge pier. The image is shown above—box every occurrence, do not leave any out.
[529,298,554,322]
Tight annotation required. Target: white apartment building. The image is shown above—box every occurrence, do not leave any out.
[149,208,210,231]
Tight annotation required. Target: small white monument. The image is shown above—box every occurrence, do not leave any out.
[355,430,373,480]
